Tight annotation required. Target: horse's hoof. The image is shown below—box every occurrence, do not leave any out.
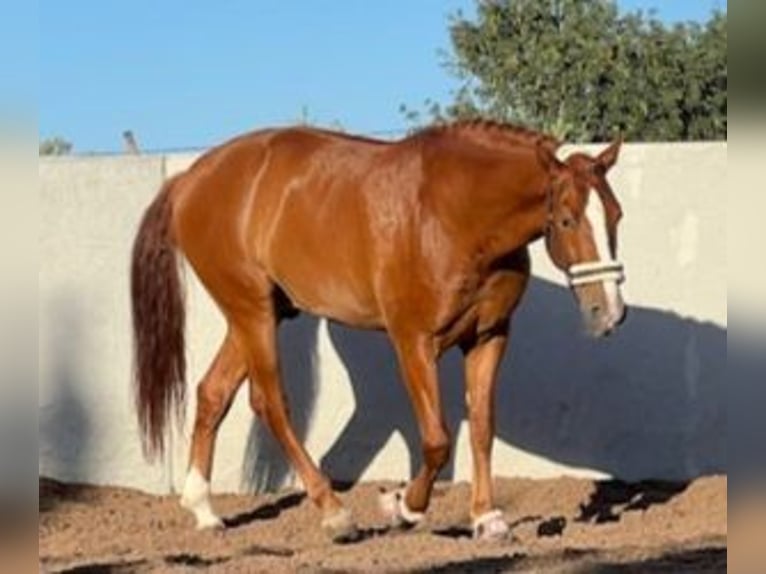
[472,509,509,541]
[322,507,358,543]
[195,514,225,531]
[180,495,225,531]
[379,487,424,528]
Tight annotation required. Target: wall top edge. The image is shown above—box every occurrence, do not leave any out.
[39,140,728,165]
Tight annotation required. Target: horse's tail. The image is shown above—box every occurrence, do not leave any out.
[130,176,186,460]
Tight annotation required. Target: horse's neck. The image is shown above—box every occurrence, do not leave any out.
[476,181,549,261]
[429,141,550,258]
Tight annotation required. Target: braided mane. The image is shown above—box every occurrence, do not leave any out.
[414,119,562,153]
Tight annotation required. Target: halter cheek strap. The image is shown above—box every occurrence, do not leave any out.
[567,260,625,287]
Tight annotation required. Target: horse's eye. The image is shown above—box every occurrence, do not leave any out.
[561,217,574,229]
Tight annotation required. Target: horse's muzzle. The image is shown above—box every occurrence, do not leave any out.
[582,300,627,338]
[568,260,626,337]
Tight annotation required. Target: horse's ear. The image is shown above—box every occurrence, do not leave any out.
[597,137,622,171]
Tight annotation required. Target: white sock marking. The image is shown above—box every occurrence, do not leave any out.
[180,467,223,529]
[379,488,424,525]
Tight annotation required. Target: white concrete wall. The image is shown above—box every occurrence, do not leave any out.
[39,143,726,495]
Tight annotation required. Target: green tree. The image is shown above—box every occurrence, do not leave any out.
[39,137,73,156]
[407,0,726,142]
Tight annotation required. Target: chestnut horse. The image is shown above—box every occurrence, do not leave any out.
[130,120,625,541]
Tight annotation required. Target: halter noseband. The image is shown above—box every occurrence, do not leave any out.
[567,260,625,287]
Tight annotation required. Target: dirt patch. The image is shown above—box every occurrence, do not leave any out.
[39,475,726,573]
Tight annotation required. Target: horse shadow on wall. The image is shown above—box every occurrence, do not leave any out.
[242,277,725,490]
[38,295,93,507]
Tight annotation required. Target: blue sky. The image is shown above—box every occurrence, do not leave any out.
[37,1,724,153]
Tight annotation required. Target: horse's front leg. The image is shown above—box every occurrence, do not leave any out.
[462,325,511,540]
[381,334,450,527]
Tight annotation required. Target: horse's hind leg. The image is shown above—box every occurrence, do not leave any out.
[181,332,247,529]
[235,303,356,541]
[380,334,450,527]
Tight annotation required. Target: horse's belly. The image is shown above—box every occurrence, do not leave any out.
[272,266,383,328]
[264,222,383,328]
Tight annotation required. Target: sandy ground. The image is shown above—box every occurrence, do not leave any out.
[39,475,726,573]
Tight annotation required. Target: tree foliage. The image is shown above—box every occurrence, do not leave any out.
[406,1,726,142]
[39,137,73,156]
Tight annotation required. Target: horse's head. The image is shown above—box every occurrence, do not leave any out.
[538,139,626,337]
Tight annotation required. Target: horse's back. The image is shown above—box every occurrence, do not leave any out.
[171,126,415,326]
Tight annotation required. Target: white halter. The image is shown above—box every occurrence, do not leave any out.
[567,260,625,287]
